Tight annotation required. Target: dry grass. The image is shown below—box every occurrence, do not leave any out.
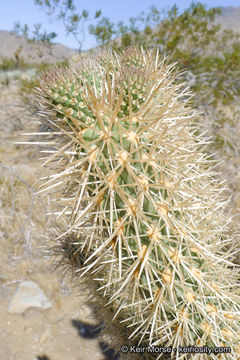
[202,102,240,247]
[0,163,48,263]
[0,78,48,277]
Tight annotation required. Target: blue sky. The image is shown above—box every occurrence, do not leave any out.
[1,0,240,50]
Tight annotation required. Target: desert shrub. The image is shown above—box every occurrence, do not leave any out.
[0,56,29,71]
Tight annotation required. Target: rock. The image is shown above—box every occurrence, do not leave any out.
[7,281,52,314]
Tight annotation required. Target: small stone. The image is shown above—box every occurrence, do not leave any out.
[7,281,52,314]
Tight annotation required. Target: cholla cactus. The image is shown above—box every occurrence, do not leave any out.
[35,47,240,359]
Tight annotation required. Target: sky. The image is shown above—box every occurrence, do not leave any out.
[1,0,240,50]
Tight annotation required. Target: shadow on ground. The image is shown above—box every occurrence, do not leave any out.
[72,319,120,360]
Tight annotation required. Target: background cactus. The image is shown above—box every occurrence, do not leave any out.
[35,47,240,359]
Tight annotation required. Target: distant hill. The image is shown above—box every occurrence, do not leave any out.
[216,6,240,33]
[0,30,78,63]
[0,6,240,64]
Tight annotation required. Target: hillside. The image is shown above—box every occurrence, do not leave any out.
[0,30,78,63]
[216,6,240,33]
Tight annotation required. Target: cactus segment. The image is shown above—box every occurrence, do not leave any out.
[36,47,240,359]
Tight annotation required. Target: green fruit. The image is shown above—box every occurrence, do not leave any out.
[36,47,240,359]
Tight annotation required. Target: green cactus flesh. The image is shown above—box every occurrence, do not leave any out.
[36,47,240,359]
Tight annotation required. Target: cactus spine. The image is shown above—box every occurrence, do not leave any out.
[36,47,240,359]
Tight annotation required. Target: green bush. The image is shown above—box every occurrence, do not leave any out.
[0,56,27,71]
